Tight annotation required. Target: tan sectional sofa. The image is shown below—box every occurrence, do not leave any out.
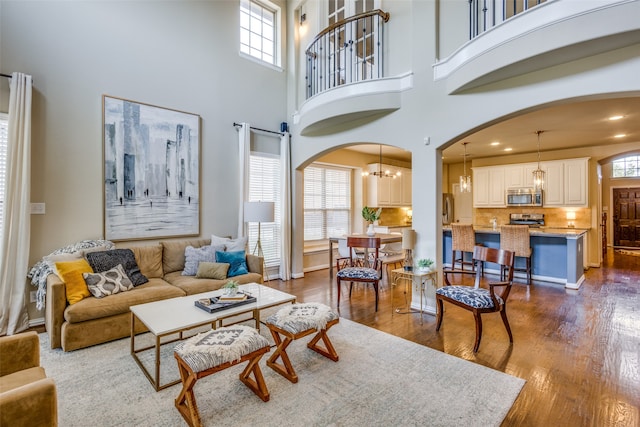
[45,238,263,351]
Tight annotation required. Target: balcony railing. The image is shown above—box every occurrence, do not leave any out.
[305,9,390,99]
[469,0,547,38]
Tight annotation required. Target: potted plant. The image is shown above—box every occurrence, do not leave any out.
[362,206,382,236]
[416,258,434,273]
[221,280,239,296]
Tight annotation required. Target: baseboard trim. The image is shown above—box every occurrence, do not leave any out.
[29,317,45,328]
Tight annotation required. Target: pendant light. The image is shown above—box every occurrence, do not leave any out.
[362,145,402,178]
[459,142,471,193]
[532,131,545,190]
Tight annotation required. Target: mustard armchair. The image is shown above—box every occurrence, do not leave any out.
[0,331,58,427]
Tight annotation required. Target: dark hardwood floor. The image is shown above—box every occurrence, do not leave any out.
[265,249,640,426]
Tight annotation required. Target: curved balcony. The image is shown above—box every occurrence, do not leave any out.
[434,0,640,94]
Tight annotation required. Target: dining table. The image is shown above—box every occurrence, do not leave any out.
[328,233,403,279]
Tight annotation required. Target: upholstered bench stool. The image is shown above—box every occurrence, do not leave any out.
[265,302,340,383]
[173,325,271,427]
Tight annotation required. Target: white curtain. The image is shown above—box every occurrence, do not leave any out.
[279,132,292,280]
[237,123,250,238]
[0,72,32,335]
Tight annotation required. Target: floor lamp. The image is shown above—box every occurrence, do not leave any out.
[244,201,275,282]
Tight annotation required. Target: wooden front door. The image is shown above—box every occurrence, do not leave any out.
[613,187,640,248]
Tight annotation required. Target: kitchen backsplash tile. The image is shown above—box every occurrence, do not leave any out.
[475,207,592,229]
[371,207,412,227]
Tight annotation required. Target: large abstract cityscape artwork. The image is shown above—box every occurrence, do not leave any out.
[103,95,200,241]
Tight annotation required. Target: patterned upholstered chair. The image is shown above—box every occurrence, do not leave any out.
[500,225,533,285]
[436,246,515,353]
[336,237,382,311]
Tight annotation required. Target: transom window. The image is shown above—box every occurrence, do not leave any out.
[612,155,640,178]
[304,164,351,241]
[240,0,279,66]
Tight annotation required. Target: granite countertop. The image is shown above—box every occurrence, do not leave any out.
[443,225,589,238]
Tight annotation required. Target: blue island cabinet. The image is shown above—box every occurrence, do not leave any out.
[443,228,586,289]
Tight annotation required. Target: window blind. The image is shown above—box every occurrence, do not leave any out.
[248,152,281,267]
[304,164,351,241]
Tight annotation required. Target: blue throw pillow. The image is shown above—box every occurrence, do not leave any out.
[215,250,249,277]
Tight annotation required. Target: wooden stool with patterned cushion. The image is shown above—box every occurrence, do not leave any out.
[265,303,340,383]
[173,325,271,427]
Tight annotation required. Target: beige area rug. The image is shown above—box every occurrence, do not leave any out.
[615,249,640,256]
[39,319,524,427]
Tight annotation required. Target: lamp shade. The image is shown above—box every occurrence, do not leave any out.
[244,201,275,223]
[402,228,416,249]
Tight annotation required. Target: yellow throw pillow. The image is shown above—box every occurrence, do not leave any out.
[55,259,93,304]
[196,262,230,280]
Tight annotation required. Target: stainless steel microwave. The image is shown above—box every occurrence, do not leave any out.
[506,188,543,207]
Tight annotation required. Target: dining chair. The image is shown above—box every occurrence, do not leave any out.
[336,237,382,311]
[436,246,515,352]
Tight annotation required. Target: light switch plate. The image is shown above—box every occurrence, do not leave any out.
[30,203,45,214]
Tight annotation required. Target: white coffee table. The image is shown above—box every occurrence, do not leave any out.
[130,283,296,391]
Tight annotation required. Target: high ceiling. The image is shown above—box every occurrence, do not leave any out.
[344,97,640,164]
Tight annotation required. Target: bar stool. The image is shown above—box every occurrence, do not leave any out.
[500,225,532,285]
[451,224,479,272]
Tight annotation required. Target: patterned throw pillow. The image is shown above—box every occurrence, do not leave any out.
[83,264,134,298]
[86,249,148,286]
[182,245,224,276]
[215,250,249,277]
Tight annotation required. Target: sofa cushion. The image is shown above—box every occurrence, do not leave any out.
[63,278,185,324]
[0,367,46,393]
[86,249,148,286]
[182,245,224,276]
[55,259,93,305]
[129,244,163,279]
[215,250,248,277]
[196,262,230,280]
[161,239,210,274]
[83,264,134,298]
[164,271,263,295]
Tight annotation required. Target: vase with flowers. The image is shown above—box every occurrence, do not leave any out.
[362,206,382,236]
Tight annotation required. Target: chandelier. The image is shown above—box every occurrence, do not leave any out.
[459,142,471,193]
[532,131,545,190]
[362,145,401,178]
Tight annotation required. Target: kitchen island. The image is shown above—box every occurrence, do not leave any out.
[443,226,588,289]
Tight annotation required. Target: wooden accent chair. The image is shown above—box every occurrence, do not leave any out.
[500,225,532,285]
[436,246,515,353]
[451,224,482,273]
[336,237,383,311]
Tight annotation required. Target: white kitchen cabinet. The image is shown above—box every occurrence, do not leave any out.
[472,167,505,207]
[366,164,411,207]
[542,161,565,206]
[563,158,588,206]
[504,165,524,189]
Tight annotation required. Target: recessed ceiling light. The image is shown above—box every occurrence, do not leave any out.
[608,115,624,121]
[490,141,500,146]
[614,134,626,138]
[504,147,513,152]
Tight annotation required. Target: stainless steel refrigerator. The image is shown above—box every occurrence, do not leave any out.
[443,193,454,225]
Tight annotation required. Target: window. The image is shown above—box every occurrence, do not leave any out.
[248,152,281,268]
[612,155,640,178]
[0,114,7,246]
[304,164,351,241]
[240,0,279,66]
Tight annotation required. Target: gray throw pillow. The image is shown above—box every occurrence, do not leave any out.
[86,249,148,286]
[182,244,224,276]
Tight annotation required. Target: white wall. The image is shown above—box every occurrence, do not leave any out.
[0,0,287,320]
